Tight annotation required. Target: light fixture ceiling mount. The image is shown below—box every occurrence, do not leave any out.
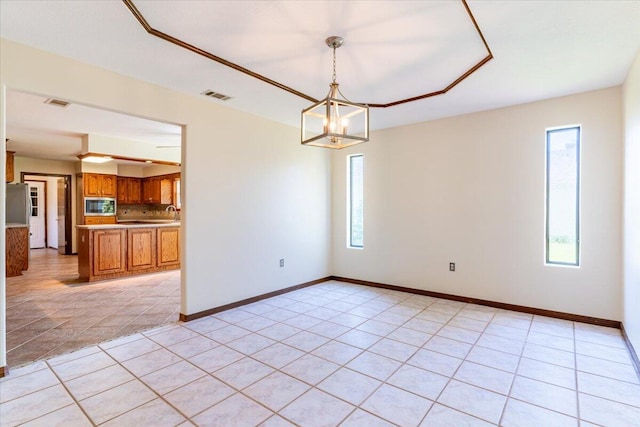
[301,36,369,149]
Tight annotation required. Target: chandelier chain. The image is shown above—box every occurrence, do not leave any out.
[332,45,337,83]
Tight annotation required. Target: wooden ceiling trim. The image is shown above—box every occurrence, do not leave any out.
[122,0,492,109]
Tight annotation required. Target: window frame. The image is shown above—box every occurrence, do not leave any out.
[545,125,581,267]
[347,153,364,249]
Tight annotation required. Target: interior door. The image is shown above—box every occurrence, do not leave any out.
[27,181,46,249]
[57,177,66,254]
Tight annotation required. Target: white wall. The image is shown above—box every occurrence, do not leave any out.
[0,38,332,369]
[15,157,78,253]
[332,87,623,321]
[623,49,640,355]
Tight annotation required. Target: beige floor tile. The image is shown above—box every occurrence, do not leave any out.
[576,353,640,384]
[256,323,301,341]
[340,409,395,426]
[387,364,449,400]
[282,331,330,352]
[386,326,432,347]
[518,357,576,389]
[100,398,186,427]
[104,336,163,362]
[192,393,272,426]
[166,335,220,359]
[421,403,494,427]
[522,342,575,368]
[20,403,92,427]
[424,335,473,359]
[279,388,354,427]
[188,345,244,373]
[437,380,507,424]
[312,340,363,365]
[50,350,116,382]
[0,384,74,425]
[361,383,433,426]
[140,360,207,395]
[64,364,135,401]
[501,398,578,427]
[466,345,520,373]
[575,340,634,364]
[454,361,515,395]
[78,380,156,425]
[281,354,339,385]
[121,348,183,377]
[244,372,310,411]
[335,329,381,349]
[408,348,462,377]
[252,343,305,369]
[578,393,640,426]
[368,337,419,362]
[226,333,276,355]
[0,366,59,403]
[260,415,297,427]
[317,367,381,405]
[164,375,235,417]
[510,376,578,417]
[577,371,640,408]
[213,357,274,389]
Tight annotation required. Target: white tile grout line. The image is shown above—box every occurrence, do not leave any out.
[2,281,639,427]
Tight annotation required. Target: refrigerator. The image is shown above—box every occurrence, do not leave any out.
[6,183,31,225]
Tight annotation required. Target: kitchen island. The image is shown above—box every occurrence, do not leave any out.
[77,222,180,282]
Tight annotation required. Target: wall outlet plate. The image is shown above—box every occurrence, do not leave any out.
[449,262,455,272]
[280,259,285,267]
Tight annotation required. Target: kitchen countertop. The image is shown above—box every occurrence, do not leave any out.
[6,223,29,228]
[77,222,181,229]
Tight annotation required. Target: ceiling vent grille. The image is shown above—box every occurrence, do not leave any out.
[201,90,232,101]
[44,98,70,108]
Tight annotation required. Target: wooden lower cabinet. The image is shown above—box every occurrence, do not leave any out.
[78,225,180,282]
[6,226,29,277]
[92,229,126,277]
[158,227,180,266]
[127,228,156,271]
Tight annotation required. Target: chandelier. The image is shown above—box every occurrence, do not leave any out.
[301,36,369,149]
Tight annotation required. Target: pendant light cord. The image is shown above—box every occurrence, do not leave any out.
[332,45,337,84]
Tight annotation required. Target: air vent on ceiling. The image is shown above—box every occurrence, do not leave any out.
[44,98,70,108]
[201,90,232,101]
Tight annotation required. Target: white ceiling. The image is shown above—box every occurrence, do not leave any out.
[1,0,639,160]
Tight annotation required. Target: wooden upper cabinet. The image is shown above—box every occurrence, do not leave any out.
[83,173,117,198]
[6,151,15,183]
[129,178,142,203]
[100,174,117,197]
[143,177,161,204]
[117,177,142,204]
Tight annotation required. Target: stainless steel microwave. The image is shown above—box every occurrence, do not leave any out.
[84,197,116,216]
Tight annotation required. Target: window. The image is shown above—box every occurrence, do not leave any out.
[348,154,364,248]
[546,126,580,266]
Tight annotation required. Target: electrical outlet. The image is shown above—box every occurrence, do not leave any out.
[280,259,285,267]
[449,262,455,272]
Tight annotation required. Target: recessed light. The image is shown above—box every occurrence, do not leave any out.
[81,155,112,164]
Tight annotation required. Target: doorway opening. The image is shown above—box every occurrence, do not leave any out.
[22,173,72,254]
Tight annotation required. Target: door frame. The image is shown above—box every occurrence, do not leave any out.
[20,172,73,255]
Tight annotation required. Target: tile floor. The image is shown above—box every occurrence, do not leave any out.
[6,249,180,368]
[2,280,639,426]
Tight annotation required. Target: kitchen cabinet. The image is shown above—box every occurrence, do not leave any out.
[84,216,116,225]
[83,173,117,198]
[127,228,156,271]
[142,176,172,204]
[117,177,142,204]
[157,227,180,266]
[91,229,126,277]
[6,225,28,277]
[78,224,180,282]
[6,151,15,183]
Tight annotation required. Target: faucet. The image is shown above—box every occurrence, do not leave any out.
[165,205,178,221]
